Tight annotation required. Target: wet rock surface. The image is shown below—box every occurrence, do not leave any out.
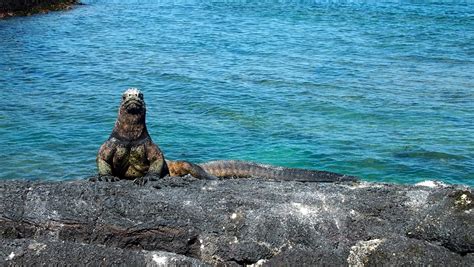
[0,177,472,266]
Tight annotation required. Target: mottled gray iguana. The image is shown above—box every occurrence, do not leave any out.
[92,88,358,185]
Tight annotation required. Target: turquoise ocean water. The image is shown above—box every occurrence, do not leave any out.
[0,1,473,185]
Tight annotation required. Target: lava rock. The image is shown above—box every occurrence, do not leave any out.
[0,0,78,19]
[0,177,472,266]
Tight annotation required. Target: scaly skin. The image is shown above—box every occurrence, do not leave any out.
[94,88,358,184]
[199,160,358,182]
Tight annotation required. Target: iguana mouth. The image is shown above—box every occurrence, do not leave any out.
[123,98,144,113]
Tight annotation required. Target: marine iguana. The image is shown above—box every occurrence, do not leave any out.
[93,88,358,185]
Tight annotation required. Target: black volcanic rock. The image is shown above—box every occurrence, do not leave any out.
[0,0,78,18]
[0,177,472,266]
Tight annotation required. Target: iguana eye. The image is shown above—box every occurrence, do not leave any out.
[138,93,143,99]
[122,95,126,100]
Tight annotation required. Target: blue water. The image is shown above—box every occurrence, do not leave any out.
[0,1,473,185]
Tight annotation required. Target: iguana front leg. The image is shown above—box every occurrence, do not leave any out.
[133,142,166,185]
[92,141,120,182]
[146,142,166,175]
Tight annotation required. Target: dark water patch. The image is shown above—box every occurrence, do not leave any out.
[394,149,466,161]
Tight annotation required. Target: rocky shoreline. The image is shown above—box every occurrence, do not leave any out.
[0,0,78,19]
[0,177,472,265]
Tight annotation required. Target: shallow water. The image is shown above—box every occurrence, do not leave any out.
[0,1,473,185]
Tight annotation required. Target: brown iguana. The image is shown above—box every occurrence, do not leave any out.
[92,88,358,185]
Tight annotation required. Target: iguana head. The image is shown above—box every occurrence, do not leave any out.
[111,88,149,141]
[121,87,145,114]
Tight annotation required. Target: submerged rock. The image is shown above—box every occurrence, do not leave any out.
[0,177,472,265]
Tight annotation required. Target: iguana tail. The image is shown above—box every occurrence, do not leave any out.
[198,160,358,182]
